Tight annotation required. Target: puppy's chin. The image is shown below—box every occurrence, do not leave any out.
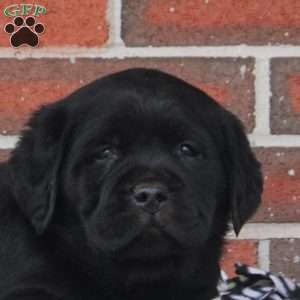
[113,223,184,258]
[109,225,185,286]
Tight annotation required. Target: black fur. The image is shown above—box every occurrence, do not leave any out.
[0,68,263,300]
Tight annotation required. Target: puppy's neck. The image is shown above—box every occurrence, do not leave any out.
[122,285,218,300]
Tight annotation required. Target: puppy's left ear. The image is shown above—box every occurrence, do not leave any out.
[9,102,69,235]
[221,112,263,235]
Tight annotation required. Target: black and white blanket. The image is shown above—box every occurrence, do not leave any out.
[214,263,300,300]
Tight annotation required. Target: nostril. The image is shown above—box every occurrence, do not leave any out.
[135,191,149,204]
[132,184,169,209]
[156,191,168,203]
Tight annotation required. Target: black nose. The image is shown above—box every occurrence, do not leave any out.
[131,183,169,214]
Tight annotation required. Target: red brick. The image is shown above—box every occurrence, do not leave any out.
[221,240,258,277]
[289,75,300,114]
[122,0,300,46]
[0,58,255,134]
[271,58,300,134]
[0,0,108,47]
[0,81,82,135]
[253,148,300,222]
[0,150,11,162]
[199,83,231,106]
[270,239,300,281]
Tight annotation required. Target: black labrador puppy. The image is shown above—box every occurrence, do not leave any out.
[0,68,263,300]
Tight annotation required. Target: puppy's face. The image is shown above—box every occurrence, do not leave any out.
[10,68,262,291]
[64,96,224,244]
[60,94,226,282]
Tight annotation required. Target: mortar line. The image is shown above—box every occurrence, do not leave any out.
[227,223,300,240]
[106,0,124,47]
[248,134,300,147]
[2,45,300,59]
[253,59,271,135]
[258,240,270,271]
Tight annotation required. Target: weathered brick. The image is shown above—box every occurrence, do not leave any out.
[0,0,108,47]
[122,0,300,46]
[289,75,300,114]
[271,58,300,134]
[270,239,300,281]
[253,148,300,222]
[0,58,255,134]
[0,81,82,135]
[221,240,258,277]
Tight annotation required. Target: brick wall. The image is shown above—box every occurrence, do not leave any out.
[0,0,299,281]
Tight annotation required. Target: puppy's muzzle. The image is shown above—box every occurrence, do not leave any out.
[131,182,169,214]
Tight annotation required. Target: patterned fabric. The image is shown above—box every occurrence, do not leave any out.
[213,263,300,300]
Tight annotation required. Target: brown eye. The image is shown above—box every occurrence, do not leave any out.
[102,147,114,157]
[179,142,205,159]
[93,146,119,162]
[180,143,196,156]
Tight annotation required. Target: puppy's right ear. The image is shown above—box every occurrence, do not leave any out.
[220,111,263,236]
[9,103,69,235]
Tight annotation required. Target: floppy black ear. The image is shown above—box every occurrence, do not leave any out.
[221,112,263,235]
[9,102,69,235]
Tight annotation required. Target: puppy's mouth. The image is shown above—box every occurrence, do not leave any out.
[110,221,184,271]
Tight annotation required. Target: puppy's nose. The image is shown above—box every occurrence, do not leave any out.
[132,183,168,214]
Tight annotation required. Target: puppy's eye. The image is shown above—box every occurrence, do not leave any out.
[102,147,114,156]
[96,146,119,161]
[178,142,203,158]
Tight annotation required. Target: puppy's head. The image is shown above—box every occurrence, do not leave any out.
[9,68,263,288]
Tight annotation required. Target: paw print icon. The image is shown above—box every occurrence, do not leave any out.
[4,16,45,48]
